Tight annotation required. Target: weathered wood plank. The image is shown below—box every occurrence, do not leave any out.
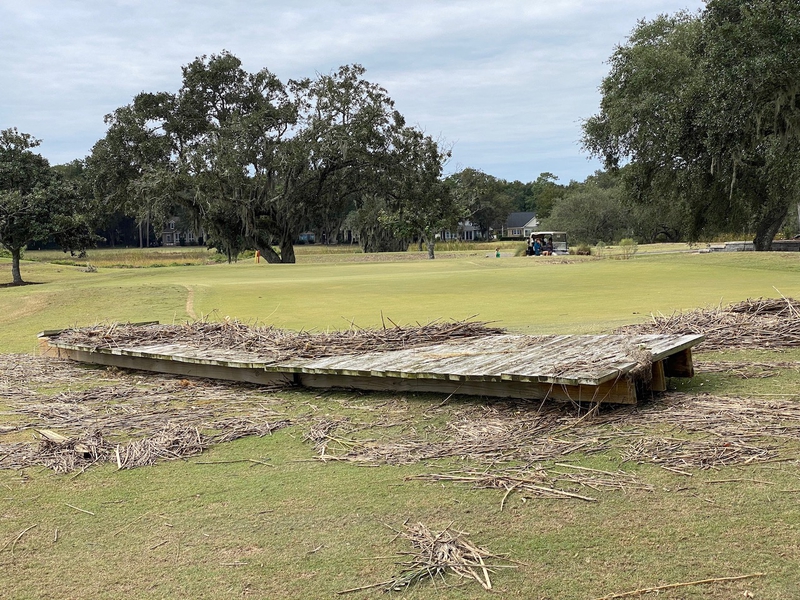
[297,373,638,405]
[40,331,703,406]
[47,346,293,386]
[651,360,667,392]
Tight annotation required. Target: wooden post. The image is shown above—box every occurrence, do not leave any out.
[650,360,667,392]
[664,349,694,377]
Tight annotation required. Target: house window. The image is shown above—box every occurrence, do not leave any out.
[169,221,175,229]
[512,229,520,236]
[187,231,194,242]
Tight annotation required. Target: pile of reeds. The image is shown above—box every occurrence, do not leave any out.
[303,392,800,473]
[596,393,800,443]
[616,297,800,350]
[340,522,515,593]
[0,355,296,472]
[49,318,506,361]
[211,418,292,443]
[10,430,111,474]
[114,425,209,469]
[304,409,614,466]
[620,437,776,470]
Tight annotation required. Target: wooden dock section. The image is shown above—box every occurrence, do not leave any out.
[39,330,703,405]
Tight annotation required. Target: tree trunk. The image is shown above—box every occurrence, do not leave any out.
[11,247,23,285]
[423,234,436,259]
[258,245,283,264]
[280,240,296,264]
[753,202,790,251]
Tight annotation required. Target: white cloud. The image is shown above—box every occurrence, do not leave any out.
[0,0,705,180]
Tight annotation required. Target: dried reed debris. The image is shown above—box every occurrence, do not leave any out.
[50,318,505,361]
[409,464,653,506]
[617,297,800,350]
[114,425,209,469]
[339,522,515,593]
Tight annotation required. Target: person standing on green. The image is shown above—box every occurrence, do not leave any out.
[495,247,500,258]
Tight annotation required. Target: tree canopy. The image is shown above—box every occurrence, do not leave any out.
[87,52,453,262]
[583,0,800,250]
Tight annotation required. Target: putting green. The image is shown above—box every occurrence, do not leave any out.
[1,251,798,354]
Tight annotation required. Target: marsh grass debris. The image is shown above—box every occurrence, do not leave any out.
[50,318,506,361]
[617,297,800,350]
[408,464,654,506]
[339,522,516,593]
[0,354,292,472]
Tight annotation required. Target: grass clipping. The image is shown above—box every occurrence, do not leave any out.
[339,522,515,594]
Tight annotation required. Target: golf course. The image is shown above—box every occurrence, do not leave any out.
[1,246,799,599]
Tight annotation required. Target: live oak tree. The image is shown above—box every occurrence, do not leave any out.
[445,168,513,242]
[583,0,800,250]
[383,127,454,259]
[89,53,449,263]
[0,129,97,285]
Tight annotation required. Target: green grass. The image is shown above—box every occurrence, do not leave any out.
[2,250,799,353]
[2,248,800,598]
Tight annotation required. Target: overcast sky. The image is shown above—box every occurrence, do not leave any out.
[1,0,704,184]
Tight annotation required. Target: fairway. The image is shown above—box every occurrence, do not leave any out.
[1,251,798,353]
[2,250,800,600]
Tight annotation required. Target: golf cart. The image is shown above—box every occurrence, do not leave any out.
[530,231,568,255]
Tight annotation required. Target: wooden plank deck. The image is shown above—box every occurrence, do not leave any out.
[39,332,704,405]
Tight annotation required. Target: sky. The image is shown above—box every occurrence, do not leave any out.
[0,0,705,184]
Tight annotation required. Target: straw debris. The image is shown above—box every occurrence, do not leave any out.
[339,522,515,593]
[50,318,505,361]
[408,464,653,505]
[0,354,292,472]
[617,297,800,350]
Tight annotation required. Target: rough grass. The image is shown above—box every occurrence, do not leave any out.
[2,375,799,599]
[1,248,800,598]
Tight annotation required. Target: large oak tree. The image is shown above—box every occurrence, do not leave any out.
[88,53,451,263]
[583,0,800,250]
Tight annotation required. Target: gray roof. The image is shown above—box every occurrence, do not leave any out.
[505,212,536,228]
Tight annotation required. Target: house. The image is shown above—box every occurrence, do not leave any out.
[161,217,203,246]
[438,220,485,242]
[501,212,538,239]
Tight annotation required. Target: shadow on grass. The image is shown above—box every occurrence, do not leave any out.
[0,281,42,288]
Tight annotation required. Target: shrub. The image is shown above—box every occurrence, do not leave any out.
[594,241,607,257]
[618,238,638,259]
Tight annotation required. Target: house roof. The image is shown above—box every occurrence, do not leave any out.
[505,212,537,228]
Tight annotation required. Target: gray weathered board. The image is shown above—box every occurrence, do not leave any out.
[39,332,704,405]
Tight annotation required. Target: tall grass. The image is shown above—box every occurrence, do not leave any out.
[25,247,225,268]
